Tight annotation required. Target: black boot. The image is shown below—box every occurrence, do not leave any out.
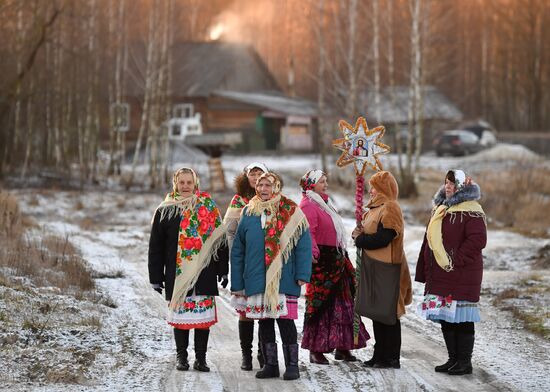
[282,344,300,380]
[255,342,280,379]
[239,320,254,371]
[174,328,189,371]
[193,328,210,372]
[448,329,474,375]
[257,335,265,368]
[435,323,457,372]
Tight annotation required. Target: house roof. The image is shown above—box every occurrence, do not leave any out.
[362,86,463,123]
[212,90,318,117]
[126,41,280,98]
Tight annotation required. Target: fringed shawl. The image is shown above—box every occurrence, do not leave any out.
[159,191,226,310]
[245,194,309,311]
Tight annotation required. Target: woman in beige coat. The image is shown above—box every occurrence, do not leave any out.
[352,171,412,369]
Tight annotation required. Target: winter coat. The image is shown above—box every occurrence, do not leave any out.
[148,208,229,301]
[359,171,412,318]
[299,195,339,259]
[230,210,312,297]
[415,183,487,302]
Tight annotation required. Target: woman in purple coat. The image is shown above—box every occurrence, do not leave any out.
[299,170,369,365]
[416,169,487,375]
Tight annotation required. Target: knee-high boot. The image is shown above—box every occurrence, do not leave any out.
[257,331,264,368]
[174,328,189,371]
[282,344,300,380]
[238,320,254,371]
[435,322,457,372]
[255,342,280,378]
[448,326,474,375]
[193,328,210,372]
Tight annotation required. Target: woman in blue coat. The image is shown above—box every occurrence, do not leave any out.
[231,172,312,381]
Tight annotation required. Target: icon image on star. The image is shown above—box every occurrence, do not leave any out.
[352,138,368,157]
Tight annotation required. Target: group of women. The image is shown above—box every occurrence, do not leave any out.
[148,162,486,380]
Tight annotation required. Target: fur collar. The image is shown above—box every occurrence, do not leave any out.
[433,183,481,207]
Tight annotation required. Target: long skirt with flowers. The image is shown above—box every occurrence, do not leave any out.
[167,295,218,329]
[301,246,369,352]
[231,293,298,320]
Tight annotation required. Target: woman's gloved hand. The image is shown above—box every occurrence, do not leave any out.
[218,275,229,288]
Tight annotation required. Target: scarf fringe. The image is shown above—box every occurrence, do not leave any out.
[427,201,485,272]
[305,190,347,249]
[245,194,282,217]
[223,207,243,225]
[265,208,309,311]
[153,194,197,224]
[169,226,227,310]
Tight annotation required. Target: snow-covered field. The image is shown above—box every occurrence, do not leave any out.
[2,144,550,391]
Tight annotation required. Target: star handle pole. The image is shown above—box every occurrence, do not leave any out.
[353,174,365,346]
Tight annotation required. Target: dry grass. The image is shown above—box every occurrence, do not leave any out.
[78,217,97,231]
[0,192,95,296]
[478,165,550,236]
[0,191,22,237]
[73,199,84,211]
[492,274,550,340]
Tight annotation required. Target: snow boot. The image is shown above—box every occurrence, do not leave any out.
[255,342,280,379]
[309,351,329,364]
[435,324,457,372]
[448,330,474,375]
[282,344,300,380]
[174,328,189,371]
[334,349,357,362]
[238,320,253,371]
[257,337,265,368]
[193,328,210,372]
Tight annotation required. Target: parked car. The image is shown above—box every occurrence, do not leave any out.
[460,121,498,147]
[433,130,483,157]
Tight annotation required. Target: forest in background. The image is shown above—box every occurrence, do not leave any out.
[0,0,548,185]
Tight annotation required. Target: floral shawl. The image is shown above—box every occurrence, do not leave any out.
[157,190,226,310]
[245,193,309,311]
[223,194,250,223]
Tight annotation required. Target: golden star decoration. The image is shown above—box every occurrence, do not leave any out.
[332,116,390,176]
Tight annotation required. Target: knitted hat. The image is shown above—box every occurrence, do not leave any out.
[299,169,325,193]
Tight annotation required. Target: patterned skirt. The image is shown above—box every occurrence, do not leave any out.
[231,293,298,320]
[417,293,481,323]
[301,278,369,352]
[167,295,218,329]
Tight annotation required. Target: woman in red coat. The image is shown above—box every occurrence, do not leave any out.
[415,169,487,375]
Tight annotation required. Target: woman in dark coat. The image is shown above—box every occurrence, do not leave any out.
[149,167,228,372]
[415,169,487,375]
[224,162,268,371]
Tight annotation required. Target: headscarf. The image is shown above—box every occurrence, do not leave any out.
[245,162,269,176]
[154,167,226,310]
[154,167,200,223]
[246,172,309,311]
[300,169,347,249]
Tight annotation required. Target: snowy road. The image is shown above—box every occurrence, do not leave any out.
[16,189,550,391]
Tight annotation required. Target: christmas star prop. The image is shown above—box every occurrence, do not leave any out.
[332,116,390,176]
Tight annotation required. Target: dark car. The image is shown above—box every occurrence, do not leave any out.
[434,130,483,157]
[460,122,497,148]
